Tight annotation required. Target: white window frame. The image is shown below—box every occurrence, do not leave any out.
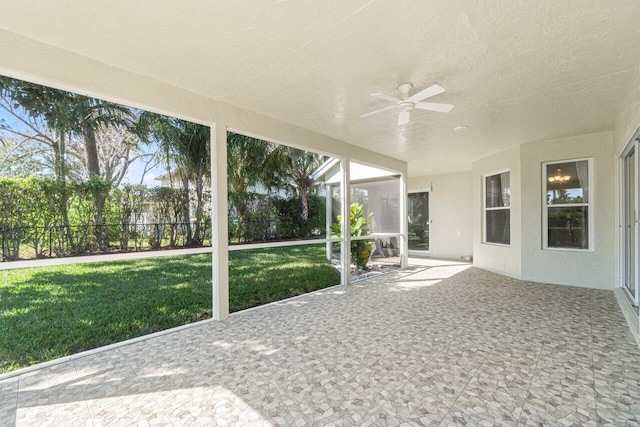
[482,169,510,246]
[542,158,594,252]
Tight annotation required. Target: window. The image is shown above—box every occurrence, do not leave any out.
[484,171,510,245]
[543,159,592,250]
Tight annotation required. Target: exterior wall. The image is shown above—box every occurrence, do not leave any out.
[614,62,640,155]
[520,132,615,289]
[408,171,473,260]
[472,146,522,279]
[470,132,615,289]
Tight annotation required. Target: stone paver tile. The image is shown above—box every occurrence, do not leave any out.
[519,361,598,426]
[2,267,640,426]
[86,394,170,426]
[15,362,90,427]
[0,377,18,426]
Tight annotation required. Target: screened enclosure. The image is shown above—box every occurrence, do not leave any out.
[313,160,405,279]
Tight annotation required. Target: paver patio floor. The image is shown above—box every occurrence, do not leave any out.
[2,260,640,426]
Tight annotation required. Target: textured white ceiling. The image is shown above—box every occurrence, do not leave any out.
[0,0,639,175]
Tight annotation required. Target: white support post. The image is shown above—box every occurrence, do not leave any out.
[325,183,332,262]
[341,159,351,285]
[399,172,409,269]
[211,123,229,320]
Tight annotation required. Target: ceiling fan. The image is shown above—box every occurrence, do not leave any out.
[361,83,453,125]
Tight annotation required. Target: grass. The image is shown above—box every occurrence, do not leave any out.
[0,244,338,373]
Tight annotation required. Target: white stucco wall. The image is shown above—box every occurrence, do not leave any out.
[614,63,640,155]
[472,146,522,279]
[470,132,615,289]
[408,171,473,260]
[520,132,615,289]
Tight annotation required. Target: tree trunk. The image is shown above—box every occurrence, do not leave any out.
[82,122,108,250]
[55,132,74,254]
[182,170,192,245]
[55,130,66,181]
[192,163,204,245]
[83,124,101,178]
[60,182,74,255]
[300,187,310,221]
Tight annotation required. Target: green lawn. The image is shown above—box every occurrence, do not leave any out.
[0,244,338,373]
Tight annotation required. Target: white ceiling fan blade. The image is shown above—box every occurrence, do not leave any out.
[371,93,402,103]
[414,102,454,113]
[361,105,397,118]
[398,111,410,125]
[407,84,446,103]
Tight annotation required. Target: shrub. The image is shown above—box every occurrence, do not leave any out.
[331,202,373,270]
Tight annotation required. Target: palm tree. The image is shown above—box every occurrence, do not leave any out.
[174,122,210,244]
[226,132,287,241]
[276,147,324,221]
[137,113,210,245]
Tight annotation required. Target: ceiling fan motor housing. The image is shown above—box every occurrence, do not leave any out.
[396,102,414,112]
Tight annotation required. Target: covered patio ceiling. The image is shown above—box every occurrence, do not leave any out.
[0,1,639,176]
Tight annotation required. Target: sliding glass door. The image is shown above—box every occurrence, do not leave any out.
[622,140,639,305]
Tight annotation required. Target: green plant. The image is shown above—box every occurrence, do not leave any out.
[331,202,373,270]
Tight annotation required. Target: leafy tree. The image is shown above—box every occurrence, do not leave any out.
[0,87,66,179]
[0,76,134,178]
[0,136,50,177]
[113,184,148,250]
[149,187,189,247]
[0,76,135,250]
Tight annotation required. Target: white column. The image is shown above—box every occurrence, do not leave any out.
[399,172,409,269]
[340,159,351,285]
[325,183,332,262]
[211,123,229,320]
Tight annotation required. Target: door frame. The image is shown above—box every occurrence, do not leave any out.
[407,189,431,255]
[620,126,640,306]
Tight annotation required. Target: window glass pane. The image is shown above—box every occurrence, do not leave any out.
[485,172,510,208]
[546,160,588,204]
[408,192,429,251]
[486,209,510,245]
[547,206,589,249]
